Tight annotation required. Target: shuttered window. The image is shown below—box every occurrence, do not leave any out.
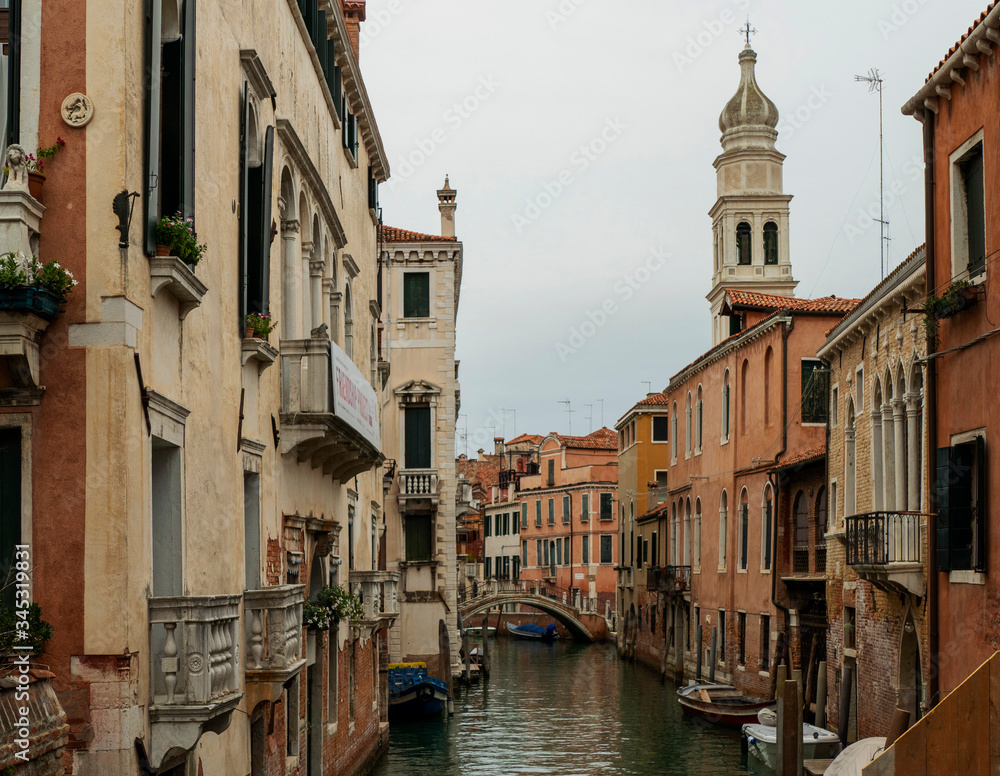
[535,500,541,527]
[547,499,554,525]
[600,535,613,564]
[581,536,589,565]
[962,146,986,276]
[581,493,589,522]
[936,438,986,572]
[403,273,430,318]
[405,514,432,562]
[801,360,829,424]
[0,428,21,607]
[404,406,431,469]
[562,495,570,523]
[240,86,274,325]
[521,503,527,529]
[600,492,613,521]
[652,416,669,442]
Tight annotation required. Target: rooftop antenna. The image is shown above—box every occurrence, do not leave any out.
[739,17,757,46]
[558,400,574,435]
[855,67,889,278]
[642,381,652,395]
[584,404,593,433]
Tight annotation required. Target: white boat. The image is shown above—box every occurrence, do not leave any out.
[462,625,496,637]
[741,721,840,769]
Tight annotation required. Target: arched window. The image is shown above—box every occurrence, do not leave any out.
[816,486,828,571]
[694,498,702,570]
[738,489,749,571]
[793,490,809,573]
[344,282,354,359]
[683,498,691,565]
[908,366,924,511]
[740,359,749,434]
[737,221,752,265]
[761,485,773,571]
[695,386,703,453]
[845,398,857,519]
[685,392,692,456]
[763,221,779,265]
[872,379,884,510]
[719,491,728,569]
[722,370,731,441]
[671,501,679,565]
[671,402,678,463]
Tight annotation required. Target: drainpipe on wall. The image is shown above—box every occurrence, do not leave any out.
[770,316,792,677]
[922,111,939,711]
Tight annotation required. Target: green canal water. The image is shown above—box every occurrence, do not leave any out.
[372,638,768,776]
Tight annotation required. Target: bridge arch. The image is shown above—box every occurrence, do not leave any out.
[460,596,595,642]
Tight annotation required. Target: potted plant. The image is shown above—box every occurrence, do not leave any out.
[245,312,277,340]
[317,584,364,622]
[302,602,331,632]
[3,138,66,200]
[0,251,77,319]
[0,602,54,661]
[923,280,980,344]
[154,212,207,267]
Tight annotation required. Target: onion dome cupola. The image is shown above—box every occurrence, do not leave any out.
[718,45,780,153]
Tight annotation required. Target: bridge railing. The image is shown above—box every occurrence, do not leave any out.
[457,579,615,623]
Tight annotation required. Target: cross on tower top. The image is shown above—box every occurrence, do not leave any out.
[739,17,757,46]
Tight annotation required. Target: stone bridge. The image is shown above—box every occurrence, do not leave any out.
[458,580,615,642]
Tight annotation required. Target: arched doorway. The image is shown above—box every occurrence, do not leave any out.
[898,613,922,722]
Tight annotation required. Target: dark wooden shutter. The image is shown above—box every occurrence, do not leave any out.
[259,125,274,314]
[403,273,429,318]
[0,429,21,607]
[404,406,431,469]
[405,515,431,562]
[144,0,163,255]
[4,0,20,149]
[964,150,986,275]
[937,444,975,571]
[936,446,952,571]
[975,435,987,571]
[181,0,196,220]
[239,83,249,324]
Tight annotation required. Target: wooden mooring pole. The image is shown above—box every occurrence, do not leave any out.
[709,627,717,683]
[777,678,802,776]
[815,660,827,729]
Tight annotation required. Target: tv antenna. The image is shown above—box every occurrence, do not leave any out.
[558,400,574,435]
[855,67,889,278]
[499,408,517,439]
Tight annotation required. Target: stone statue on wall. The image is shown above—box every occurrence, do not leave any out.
[3,144,30,193]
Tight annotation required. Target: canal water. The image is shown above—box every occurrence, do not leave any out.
[372,638,765,776]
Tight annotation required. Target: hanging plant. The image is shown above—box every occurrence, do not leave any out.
[317,584,364,622]
[303,602,331,632]
[924,280,980,344]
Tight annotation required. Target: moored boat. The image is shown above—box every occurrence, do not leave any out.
[741,721,841,768]
[462,625,497,638]
[676,683,774,726]
[506,622,559,641]
[388,662,450,719]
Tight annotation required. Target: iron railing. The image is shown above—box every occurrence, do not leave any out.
[646,565,691,595]
[846,512,922,566]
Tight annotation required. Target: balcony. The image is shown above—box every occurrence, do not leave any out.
[279,337,381,480]
[349,570,400,635]
[148,594,243,768]
[646,565,692,596]
[398,468,439,507]
[244,584,306,711]
[498,469,519,491]
[616,566,634,589]
[846,512,923,596]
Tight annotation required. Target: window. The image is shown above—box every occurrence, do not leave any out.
[738,490,749,571]
[564,537,571,566]
[722,371,731,441]
[763,221,778,265]
[936,436,987,572]
[513,511,519,535]
[484,513,491,538]
[685,392,692,455]
[404,406,431,469]
[793,491,809,573]
[636,535,643,568]
[244,472,261,590]
[521,503,527,529]
[844,606,857,650]
[145,0,197,255]
[683,499,691,566]
[831,385,839,427]
[535,500,542,527]
[600,534,613,564]
[0,428,22,608]
[485,557,491,577]
[694,499,702,570]
[547,459,555,486]
[670,502,678,565]
[651,531,658,567]
[719,490,728,569]
[239,90,274,326]
[535,540,542,567]
[740,360,749,434]
[736,221,752,265]
[718,610,727,663]
[737,612,747,664]
[562,495,571,524]
[655,471,668,503]
[286,676,299,757]
[403,272,430,318]
[801,360,829,424]
[760,614,771,671]
[652,415,669,442]
[152,439,183,597]
[599,492,613,521]
[951,135,986,278]
[405,514,432,561]
[555,539,562,566]
[344,282,354,358]
[544,540,550,568]
[816,487,828,570]
[548,498,555,525]
[671,404,678,462]
[582,535,590,564]
[764,347,773,427]
[695,387,703,453]
[328,633,338,723]
[761,486,773,572]
[581,493,589,522]
[522,541,527,567]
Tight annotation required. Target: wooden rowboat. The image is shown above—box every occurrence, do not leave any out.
[676,683,774,726]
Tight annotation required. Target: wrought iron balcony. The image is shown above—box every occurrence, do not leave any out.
[398,468,439,507]
[498,468,519,491]
[148,594,243,768]
[349,570,400,633]
[243,584,306,711]
[646,565,692,596]
[846,512,923,596]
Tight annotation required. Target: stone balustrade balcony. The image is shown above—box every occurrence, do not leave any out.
[148,594,243,768]
[846,511,924,596]
[646,565,692,597]
[244,584,306,710]
[398,468,439,507]
[350,570,400,633]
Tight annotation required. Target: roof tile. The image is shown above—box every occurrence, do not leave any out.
[926,3,997,83]
[381,225,457,243]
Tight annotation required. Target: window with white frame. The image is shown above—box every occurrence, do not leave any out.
[950,129,987,280]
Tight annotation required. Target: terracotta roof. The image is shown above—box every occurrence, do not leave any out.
[550,428,618,451]
[381,225,457,243]
[770,446,825,473]
[457,453,502,489]
[724,290,860,314]
[637,502,670,522]
[507,433,543,446]
[636,393,669,407]
[926,3,997,82]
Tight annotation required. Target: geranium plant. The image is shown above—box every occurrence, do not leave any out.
[245,312,277,338]
[155,212,207,267]
[303,602,331,632]
[2,137,65,176]
[317,584,364,622]
[0,251,77,297]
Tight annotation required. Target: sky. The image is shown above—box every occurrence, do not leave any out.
[359,0,988,455]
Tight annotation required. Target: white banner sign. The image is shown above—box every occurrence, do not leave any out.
[330,342,380,450]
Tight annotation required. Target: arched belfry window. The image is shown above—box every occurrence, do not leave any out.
[764,222,779,265]
[736,222,752,265]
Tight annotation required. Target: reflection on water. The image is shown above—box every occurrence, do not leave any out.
[373,639,767,776]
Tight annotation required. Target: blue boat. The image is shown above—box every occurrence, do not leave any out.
[388,662,450,719]
[506,622,559,641]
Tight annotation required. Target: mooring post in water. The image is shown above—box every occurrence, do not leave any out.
[438,619,454,715]
[815,660,827,729]
[777,678,801,776]
[776,664,787,700]
[838,664,853,745]
[695,622,703,681]
[674,607,685,682]
[481,614,491,678]
[709,627,717,683]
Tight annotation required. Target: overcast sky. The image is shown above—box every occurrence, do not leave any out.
[360,0,987,455]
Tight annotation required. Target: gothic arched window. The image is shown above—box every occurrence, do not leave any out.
[736,222,752,265]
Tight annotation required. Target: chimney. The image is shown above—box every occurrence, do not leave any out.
[341,0,366,61]
[494,437,505,457]
[438,175,457,238]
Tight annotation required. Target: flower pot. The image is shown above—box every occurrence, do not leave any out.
[0,286,65,320]
[28,172,45,201]
[155,244,171,257]
[245,327,254,339]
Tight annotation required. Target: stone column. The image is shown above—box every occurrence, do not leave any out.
[309,260,324,333]
[281,219,300,339]
[322,277,335,333]
[300,238,314,338]
[893,399,907,512]
[881,403,895,511]
[905,394,921,511]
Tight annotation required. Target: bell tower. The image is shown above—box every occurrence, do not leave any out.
[707,38,798,344]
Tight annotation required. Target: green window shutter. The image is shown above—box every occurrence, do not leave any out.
[180,0,196,220]
[581,493,589,521]
[239,83,249,324]
[562,495,570,522]
[403,273,430,318]
[484,514,490,538]
[258,125,274,314]
[5,0,21,149]
[547,460,554,486]
[556,540,562,566]
[600,492,612,520]
[601,535,612,564]
[521,503,527,529]
[405,514,431,561]
[937,444,975,571]
[548,499,554,524]
[144,0,163,255]
[535,501,541,526]
[975,436,987,571]
[582,536,589,565]
[404,406,431,469]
